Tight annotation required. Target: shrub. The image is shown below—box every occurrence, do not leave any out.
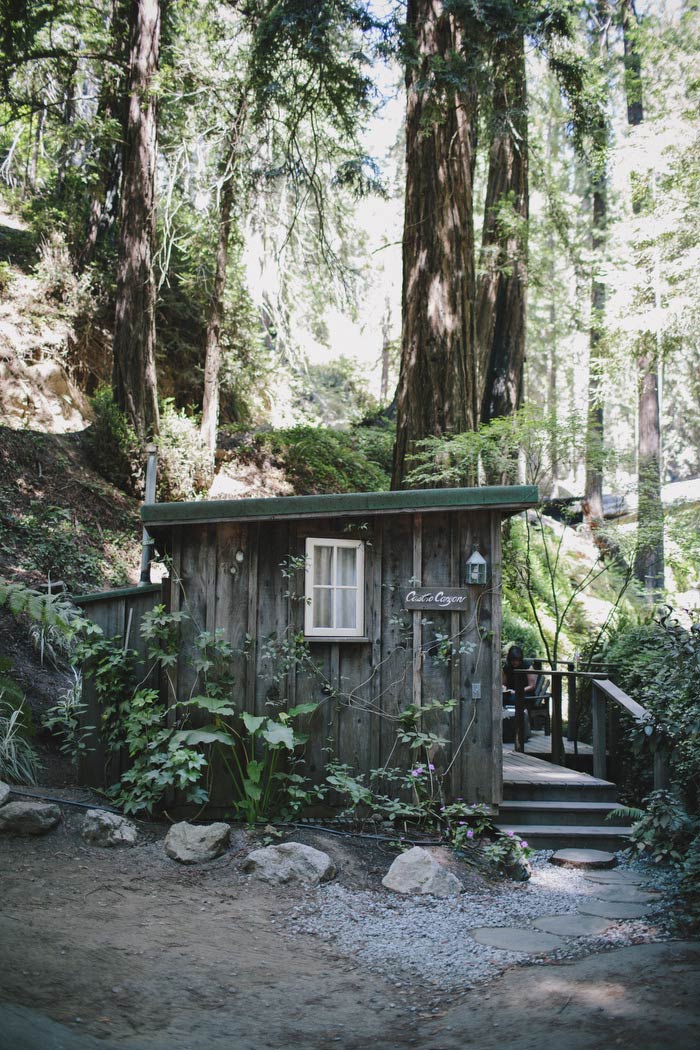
[156,400,210,501]
[0,700,40,784]
[259,424,391,494]
[85,387,142,495]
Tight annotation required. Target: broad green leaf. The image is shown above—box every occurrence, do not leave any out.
[169,728,236,747]
[184,695,236,716]
[242,712,265,735]
[287,702,319,717]
[242,780,262,801]
[261,722,295,749]
[246,759,265,784]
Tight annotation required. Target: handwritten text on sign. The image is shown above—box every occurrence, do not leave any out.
[403,587,470,610]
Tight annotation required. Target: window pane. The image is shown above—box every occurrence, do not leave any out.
[313,587,332,628]
[335,588,357,630]
[313,546,333,586]
[337,546,357,586]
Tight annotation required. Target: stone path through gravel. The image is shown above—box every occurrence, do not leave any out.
[289,852,670,992]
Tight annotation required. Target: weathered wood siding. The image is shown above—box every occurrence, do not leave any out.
[76,583,162,787]
[78,507,503,805]
[160,507,502,804]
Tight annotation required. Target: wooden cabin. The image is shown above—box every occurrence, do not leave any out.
[120,485,537,808]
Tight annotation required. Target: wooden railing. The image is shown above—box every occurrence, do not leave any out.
[512,665,669,789]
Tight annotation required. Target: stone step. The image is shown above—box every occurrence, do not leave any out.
[498,800,630,827]
[502,780,618,804]
[495,823,633,852]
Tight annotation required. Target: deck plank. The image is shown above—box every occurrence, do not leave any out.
[502,748,615,788]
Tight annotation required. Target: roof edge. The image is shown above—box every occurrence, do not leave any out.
[141,485,539,528]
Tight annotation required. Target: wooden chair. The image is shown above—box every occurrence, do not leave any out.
[528,674,551,734]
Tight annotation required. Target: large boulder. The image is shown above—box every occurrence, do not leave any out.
[0,781,11,807]
[242,842,336,885]
[0,801,61,836]
[164,821,230,864]
[82,810,137,848]
[382,846,463,898]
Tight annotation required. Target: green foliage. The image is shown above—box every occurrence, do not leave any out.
[85,388,142,496]
[501,599,543,657]
[156,400,210,501]
[254,424,391,494]
[405,406,590,488]
[624,790,698,865]
[598,609,700,812]
[77,602,320,820]
[0,700,40,785]
[43,670,93,771]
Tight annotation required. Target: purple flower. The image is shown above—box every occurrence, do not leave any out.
[411,767,424,777]
[428,763,435,771]
[458,821,466,825]
[466,829,474,839]
[506,830,515,837]
[520,841,528,849]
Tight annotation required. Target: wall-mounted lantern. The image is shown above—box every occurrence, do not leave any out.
[466,548,488,586]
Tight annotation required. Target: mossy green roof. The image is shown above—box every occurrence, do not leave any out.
[141,485,538,529]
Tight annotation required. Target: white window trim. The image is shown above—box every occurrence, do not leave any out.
[304,537,365,639]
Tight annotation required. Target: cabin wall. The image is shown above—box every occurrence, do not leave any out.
[162,508,503,805]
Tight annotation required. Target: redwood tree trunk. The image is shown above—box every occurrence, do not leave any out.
[621,0,664,594]
[391,0,478,489]
[477,30,528,428]
[112,0,161,442]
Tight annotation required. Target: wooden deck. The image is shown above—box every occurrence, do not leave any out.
[503,730,593,759]
[502,747,613,789]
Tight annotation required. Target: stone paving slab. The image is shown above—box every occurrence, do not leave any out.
[588,885,661,904]
[469,927,567,953]
[577,899,651,919]
[531,913,612,937]
[583,869,647,885]
[550,848,617,868]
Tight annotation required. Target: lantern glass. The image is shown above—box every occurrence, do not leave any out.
[466,550,488,585]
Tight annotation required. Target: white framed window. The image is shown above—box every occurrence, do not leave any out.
[304,538,365,638]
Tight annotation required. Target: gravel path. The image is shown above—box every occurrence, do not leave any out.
[285,853,670,992]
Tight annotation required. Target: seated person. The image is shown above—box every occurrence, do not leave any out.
[502,645,536,702]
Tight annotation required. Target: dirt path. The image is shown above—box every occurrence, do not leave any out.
[1,808,699,1050]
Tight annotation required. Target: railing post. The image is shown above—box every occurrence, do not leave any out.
[566,661,577,748]
[514,673,526,753]
[551,673,564,767]
[591,681,607,780]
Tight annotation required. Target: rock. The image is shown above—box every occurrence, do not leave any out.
[550,848,617,869]
[0,781,11,807]
[382,846,463,898]
[164,822,231,864]
[81,810,137,848]
[0,801,61,835]
[504,856,532,882]
[242,842,336,885]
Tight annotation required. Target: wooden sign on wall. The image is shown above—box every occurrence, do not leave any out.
[403,586,470,610]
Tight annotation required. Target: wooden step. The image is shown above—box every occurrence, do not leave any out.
[498,800,630,827]
[503,749,618,803]
[495,823,633,852]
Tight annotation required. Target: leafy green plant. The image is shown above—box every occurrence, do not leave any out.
[0,699,41,785]
[85,387,142,495]
[156,399,211,500]
[43,670,94,770]
[619,789,698,865]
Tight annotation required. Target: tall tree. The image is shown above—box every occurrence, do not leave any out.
[620,0,664,595]
[583,0,612,531]
[477,28,529,428]
[112,0,161,442]
[391,0,479,489]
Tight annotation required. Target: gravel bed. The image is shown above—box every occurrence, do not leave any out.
[284,853,670,993]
